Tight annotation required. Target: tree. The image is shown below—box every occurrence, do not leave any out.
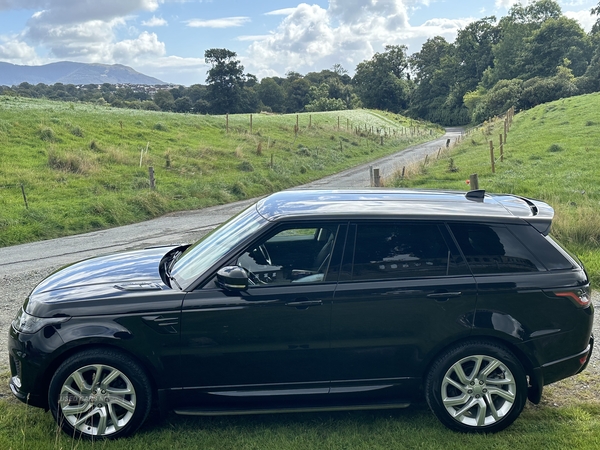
[285,76,311,112]
[490,0,562,84]
[353,45,411,112]
[305,83,346,112]
[204,48,246,114]
[522,17,592,78]
[174,96,192,113]
[257,78,286,112]
[408,37,471,125]
[454,17,499,92]
[153,89,175,111]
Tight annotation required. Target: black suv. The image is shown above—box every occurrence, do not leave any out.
[9,189,593,438]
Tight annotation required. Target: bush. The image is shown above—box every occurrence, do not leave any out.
[40,127,56,142]
[238,161,254,172]
[71,126,84,137]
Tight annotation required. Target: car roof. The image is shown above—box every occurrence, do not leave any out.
[255,189,554,234]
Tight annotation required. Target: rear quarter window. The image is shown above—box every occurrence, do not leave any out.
[448,223,545,274]
[507,225,576,270]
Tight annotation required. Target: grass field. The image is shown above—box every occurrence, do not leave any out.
[391,92,600,284]
[0,370,599,450]
[0,96,441,247]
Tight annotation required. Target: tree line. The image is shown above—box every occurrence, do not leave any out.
[2,0,599,126]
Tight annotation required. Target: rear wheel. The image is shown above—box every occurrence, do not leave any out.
[48,349,152,439]
[425,341,527,433]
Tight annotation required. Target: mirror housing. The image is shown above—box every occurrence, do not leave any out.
[217,266,249,291]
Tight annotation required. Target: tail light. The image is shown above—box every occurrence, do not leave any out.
[554,289,591,308]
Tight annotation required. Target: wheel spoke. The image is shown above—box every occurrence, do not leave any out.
[474,397,487,427]
[63,402,92,415]
[93,365,103,387]
[484,392,500,421]
[108,405,123,431]
[453,397,478,420]
[100,368,121,389]
[73,407,99,428]
[109,395,136,412]
[95,407,108,436]
[487,386,516,402]
[444,375,467,392]
[106,386,134,396]
[470,355,484,378]
[480,359,501,379]
[443,392,470,407]
[452,362,470,384]
[71,370,90,393]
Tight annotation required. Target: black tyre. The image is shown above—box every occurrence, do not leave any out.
[425,341,527,433]
[48,349,152,439]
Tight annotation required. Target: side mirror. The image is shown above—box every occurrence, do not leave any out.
[216,266,249,291]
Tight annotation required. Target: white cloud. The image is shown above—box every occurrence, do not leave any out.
[265,8,297,16]
[185,16,250,28]
[237,34,271,42]
[246,1,467,79]
[134,55,209,85]
[142,16,167,26]
[112,31,165,61]
[0,36,39,64]
[495,0,519,9]
[21,1,159,26]
[564,9,597,31]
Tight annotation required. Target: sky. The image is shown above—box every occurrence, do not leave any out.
[0,0,598,86]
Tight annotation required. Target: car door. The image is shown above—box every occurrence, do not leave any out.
[176,222,346,407]
[329,221,478,400]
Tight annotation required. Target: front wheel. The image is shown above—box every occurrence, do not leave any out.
[425,341,527,433]
[48,349,152,439]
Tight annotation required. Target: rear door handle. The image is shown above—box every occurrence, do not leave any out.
[427,292,462,301]
[285,299,323,309]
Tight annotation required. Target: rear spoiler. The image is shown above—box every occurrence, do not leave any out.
[491,194,554,235]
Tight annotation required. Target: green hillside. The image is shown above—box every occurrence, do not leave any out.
[392,92,600,283]
[0,96,441,247]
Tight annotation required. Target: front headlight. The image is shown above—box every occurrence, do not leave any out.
[11,308,69,334]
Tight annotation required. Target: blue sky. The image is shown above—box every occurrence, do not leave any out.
[0,0,598,85]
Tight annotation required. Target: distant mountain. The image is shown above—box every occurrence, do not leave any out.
[0,61,166,86]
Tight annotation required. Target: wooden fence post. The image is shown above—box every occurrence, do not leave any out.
[373,168,381,187]
[469,174,479,190]
[489,141,495,174]
[499,134,504,162]
[148,166,155,190]
[20,184,28,209]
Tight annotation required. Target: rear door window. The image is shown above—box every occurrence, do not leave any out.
[343,222,468,281]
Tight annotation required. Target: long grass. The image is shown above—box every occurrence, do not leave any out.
[391,92,600,284]
[0,97,442,247]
